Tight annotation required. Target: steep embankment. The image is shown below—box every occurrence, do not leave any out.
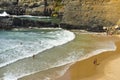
[62,0,120,29]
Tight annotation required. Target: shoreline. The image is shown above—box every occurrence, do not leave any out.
[56,35,120,80]
[19,31,120,80]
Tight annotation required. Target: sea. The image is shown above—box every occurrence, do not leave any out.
[0,28,76,80]
[0,12,117,80]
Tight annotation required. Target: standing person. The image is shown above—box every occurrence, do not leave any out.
[93,58,100,65]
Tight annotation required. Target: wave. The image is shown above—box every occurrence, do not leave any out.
[0,11,50,18]
[0,29,75,68]
[11,14,50,19]
[0,11,50,19]
[0,11,9,17]
[79,41,116,61]
[54,41,116,80]
[16,41,116,80]
[41,41,117,80]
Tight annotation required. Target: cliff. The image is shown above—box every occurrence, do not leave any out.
[1,0,120,32]
[0,0,53,15]
[62,0,120,29]
[0,0,67,16]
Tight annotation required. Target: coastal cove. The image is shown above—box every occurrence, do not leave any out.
[0,0,120,80]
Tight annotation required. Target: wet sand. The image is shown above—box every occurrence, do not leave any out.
[19,31,120,80]
[57,35,120,80]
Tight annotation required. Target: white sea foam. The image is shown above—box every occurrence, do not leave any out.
[0,29,75,68]
[3,73,17,80]
[17,41,116,80]
[14,15,50,18]
[47,41,117,80]
[0,11,9,17]
[79,41,116,61]
[0,29,75,80]
[42,41,117,80]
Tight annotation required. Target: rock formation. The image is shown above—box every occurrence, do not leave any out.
[0,16,59,30]
[0,0,120,32]
[62,0,120,31]
[0,0,54,16]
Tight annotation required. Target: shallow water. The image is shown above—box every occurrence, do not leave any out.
[0,28,75,80]
[20,32,116,80]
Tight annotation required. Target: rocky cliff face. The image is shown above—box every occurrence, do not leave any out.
[0,0,53,15]
[1,0,120,31]
[62,0,120,28]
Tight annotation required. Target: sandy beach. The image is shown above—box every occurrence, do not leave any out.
[19,32,120,80]
[56,35,120,80]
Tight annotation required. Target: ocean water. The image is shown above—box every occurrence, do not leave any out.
[0,28,75,80]
[0,29,116,80]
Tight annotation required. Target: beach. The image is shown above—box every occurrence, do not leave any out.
[19,31,120,80]
[0,0,120,80]
[57,36,120,80]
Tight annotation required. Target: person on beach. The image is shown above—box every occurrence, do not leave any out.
[103,25,119,35]
[93,58,100,65]
[33,54,35,59]
[20,42,22,45]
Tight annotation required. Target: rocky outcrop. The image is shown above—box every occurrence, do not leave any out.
[0,0,53,16]
[62,0,120,30]
[0,16,59,30]
[0,16,14,30]
[1,0,120,32]
[12,17,58,28]
[0,0,67,16]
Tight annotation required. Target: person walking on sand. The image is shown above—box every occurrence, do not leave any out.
[20,42,23,45]
[32,54,35,59]
[93,58,100,65]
